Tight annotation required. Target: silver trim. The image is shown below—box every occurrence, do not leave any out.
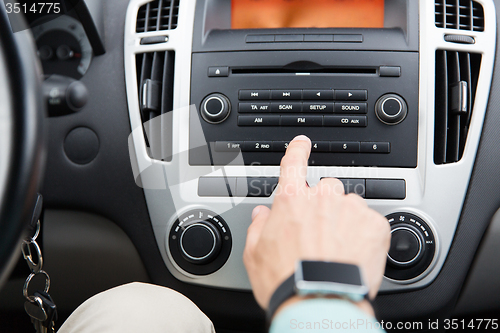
[0,37,13,217]
[460,81,468,112]
[124,0,497,292]
[203,96,224,117]
[179,223,217,261]
[381,97,402,118]
[31,15,93,76]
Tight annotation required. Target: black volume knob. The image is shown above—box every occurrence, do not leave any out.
[375,94,407,125]
[180,222,221,264]
[201,93,231,124]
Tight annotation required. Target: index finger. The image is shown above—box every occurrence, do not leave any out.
[278,135,311,189]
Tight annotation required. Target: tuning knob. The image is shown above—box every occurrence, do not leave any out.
[384,212,436,281]
[168,209,232,275]
[200,93,231,124]
[179,222,221,264]
[375,94,407,125]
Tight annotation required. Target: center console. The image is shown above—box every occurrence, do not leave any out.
[124,0,496,293]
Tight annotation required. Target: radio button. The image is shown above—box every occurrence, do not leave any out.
[214,141,243,152]
[303,90,334,100]
[208,66,229,77]
[242,141,273,152]
[271,102,302,113]
[339,179,366,197]
[303,102,334,113]
[236,177,279,197]
[239,89,271,100]
[311,141,329,152]
[246,35,275,43]
[271,90,302,100]
[334,102,367,114]
[281,115,323,126]
[324,116,367,127]
[334,34,363,43]
[331,142,360,153]
[239,102,271,113]
[360,142,391,153]
[275,34,304,42]
[366,179,405,199]
[379,66,401,77]
[238,116,280,126]
[335,90,367,101]
[272,141,289,152]
[198,177,237,197]
[304,34,334,42]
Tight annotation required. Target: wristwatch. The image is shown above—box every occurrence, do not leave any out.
[266,260,369,321]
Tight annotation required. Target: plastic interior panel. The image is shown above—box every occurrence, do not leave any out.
[123,0,496,307]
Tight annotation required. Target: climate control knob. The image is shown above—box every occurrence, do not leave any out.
[168,209,232,275]
[375,93,407,125]
[387,225,424,267]
[200,93,231,124]
[179,222,221,264]
[384,212,436,281]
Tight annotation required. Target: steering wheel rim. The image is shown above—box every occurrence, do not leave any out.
[0,3,45,287]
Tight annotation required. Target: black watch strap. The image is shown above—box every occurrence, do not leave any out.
[266,274,295,322]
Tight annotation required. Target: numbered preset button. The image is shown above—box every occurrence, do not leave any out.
[242,141,273,152]
[214,141,243,152]
[331,142,361,153]
[360,142,390,153]
[272,141,289,152]
[311,141,330,152]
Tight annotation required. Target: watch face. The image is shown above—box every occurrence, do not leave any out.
[295,261,368,300]
[301,261,363,285]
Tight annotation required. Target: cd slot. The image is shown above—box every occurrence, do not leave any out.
[231,67,377,75]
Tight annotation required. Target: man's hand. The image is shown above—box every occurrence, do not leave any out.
[243,135,391,313]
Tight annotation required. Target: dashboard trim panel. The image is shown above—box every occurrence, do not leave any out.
[124,0,497,293]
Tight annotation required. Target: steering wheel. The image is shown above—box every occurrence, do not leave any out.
[0,3,45,287]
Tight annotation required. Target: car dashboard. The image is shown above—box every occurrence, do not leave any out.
[2,0,500,332]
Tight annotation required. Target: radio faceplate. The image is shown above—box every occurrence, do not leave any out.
[190,50,418,167]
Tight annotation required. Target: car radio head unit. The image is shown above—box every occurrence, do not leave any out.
[189,0,419,168]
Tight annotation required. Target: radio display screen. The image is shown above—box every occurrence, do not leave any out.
[231,0,385,29]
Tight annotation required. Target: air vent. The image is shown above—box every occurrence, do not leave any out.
[434,50,481,164]
[435,0,485,32]
[136,0,179,33]
[136,51,175,161]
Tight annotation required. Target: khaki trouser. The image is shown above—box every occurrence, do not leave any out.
[58,282,215,333]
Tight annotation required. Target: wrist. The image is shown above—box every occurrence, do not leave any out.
[265,261,371,322]
[273,295,374,320]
